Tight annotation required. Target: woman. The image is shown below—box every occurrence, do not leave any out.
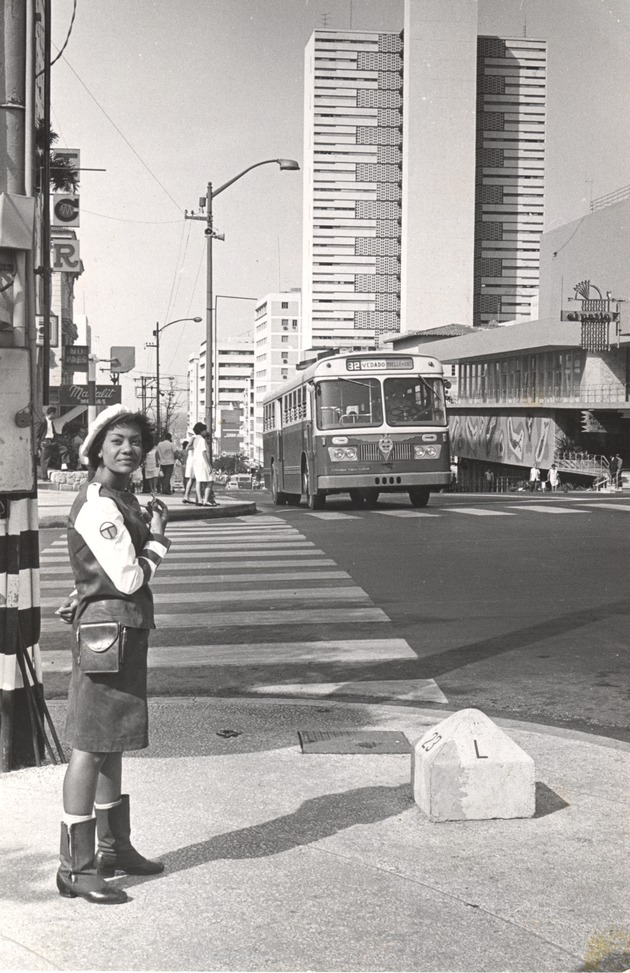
[143,445,159,494]
[183,422,216,506]
[55,404,171,905]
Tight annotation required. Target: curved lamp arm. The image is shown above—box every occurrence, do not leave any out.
[158,315,202,335]
[212,158,299,199]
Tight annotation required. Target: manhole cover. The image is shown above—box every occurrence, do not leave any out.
[298,729,410,754]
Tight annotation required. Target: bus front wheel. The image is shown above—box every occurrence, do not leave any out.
[349,489,366,509]
[363,489,379,509]
[409,487,430,508]
[302,468,325,510]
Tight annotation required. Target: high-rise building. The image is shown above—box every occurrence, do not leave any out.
[253,290,301,462]
[302,30,403,352]
[473,36,547,327]
[188,340,254,457]
[301,1,547,343]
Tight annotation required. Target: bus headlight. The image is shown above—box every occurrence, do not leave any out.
[414,445,439,459]
[329,446,358,461]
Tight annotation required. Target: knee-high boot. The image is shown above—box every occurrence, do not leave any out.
[95,795,164,877]
[57,819,128,904]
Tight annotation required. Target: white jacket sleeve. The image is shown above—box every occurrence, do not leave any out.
[74,488,170,595]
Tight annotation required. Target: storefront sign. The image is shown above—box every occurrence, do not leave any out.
[52,384,122,407]
[64,344,89,371]
[52,238,81,272]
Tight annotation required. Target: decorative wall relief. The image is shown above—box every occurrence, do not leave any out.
[450,414,556,468]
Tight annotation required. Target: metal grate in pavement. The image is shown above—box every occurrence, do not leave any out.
[298,729,411,754]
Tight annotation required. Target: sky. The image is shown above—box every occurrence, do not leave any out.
[49,0,630,408]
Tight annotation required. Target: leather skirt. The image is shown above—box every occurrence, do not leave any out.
[64,627,150,752]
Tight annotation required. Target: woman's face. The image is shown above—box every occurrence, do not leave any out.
[99,422,144,475]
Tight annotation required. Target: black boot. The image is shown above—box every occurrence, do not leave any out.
[95,795,164,877]
[57,819,128,904]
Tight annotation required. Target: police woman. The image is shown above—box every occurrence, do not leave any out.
[56,405,171,904]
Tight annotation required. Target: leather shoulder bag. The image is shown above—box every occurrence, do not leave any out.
[77,622,123,673]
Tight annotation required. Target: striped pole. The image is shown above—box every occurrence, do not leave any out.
[0,495,44,771]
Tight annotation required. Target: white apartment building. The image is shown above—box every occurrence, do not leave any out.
[302,1,547,343]
[302,30,403,352]
[473,35,547,327]
[187,340,255,457]
[253,290,301,463]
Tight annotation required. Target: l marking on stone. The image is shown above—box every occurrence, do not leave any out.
[474,739,488,759]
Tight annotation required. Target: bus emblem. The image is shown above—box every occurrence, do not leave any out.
[379,436,394,460]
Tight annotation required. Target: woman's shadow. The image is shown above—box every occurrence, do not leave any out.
[122,782,411,890]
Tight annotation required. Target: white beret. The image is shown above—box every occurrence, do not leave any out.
[79,404,139,466]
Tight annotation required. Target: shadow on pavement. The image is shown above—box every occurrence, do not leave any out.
[121,782,411,889]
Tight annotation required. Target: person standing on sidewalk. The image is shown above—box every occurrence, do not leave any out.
[55,404,171,905]
[156,431,175,495]
[529,463,541,492]
[37,406,70,479]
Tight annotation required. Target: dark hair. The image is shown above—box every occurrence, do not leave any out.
[193,422,206,435]
[163,432,172,441]
[181,440,189,449]
[87,412,155,472]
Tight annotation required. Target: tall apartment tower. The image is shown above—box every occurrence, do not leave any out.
[302,30,404,352]
[302,2,547,341]
[473,36,547,327]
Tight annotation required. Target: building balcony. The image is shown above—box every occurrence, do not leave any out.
[450,384,630,409]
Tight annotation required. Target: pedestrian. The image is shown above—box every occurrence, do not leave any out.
[483,469,494,492]
[201,431,218,507]
[37,406,70,479]
[182,436,195,497]
[54,404,171,904]
[529,463,541,492]
[143,445,159,494]
[71,427,87,470]
[183,422,216,505]
[548,464,560,492]
[610,453,623,490]
[156,431,175,495]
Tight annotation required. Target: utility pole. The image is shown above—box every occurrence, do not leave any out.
[0,0,64,772]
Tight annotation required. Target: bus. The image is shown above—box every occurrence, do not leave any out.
[262,351,450,509]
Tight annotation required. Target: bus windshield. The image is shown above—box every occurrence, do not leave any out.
[384,377,446,426]
[316,378,383,429]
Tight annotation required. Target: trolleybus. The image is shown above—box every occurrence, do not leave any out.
[262,351,450,509]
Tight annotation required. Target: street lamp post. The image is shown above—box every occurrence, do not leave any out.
[185,158,299,463]
[147,316,202,438]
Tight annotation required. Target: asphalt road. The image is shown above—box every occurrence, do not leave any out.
[39,489,630,741]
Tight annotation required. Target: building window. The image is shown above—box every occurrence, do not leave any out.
[281,301,288,309]
[292,320,298,330]
[281,369,288,379]
[282,319,289,330]
[281,335,289,343]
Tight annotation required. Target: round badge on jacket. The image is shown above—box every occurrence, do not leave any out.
[99,522,118,540]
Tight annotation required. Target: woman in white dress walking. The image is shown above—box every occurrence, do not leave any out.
[183,423,217,506]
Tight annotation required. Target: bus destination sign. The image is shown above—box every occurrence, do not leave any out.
[346,357,414,372]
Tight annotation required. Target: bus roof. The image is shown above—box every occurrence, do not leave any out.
[262,351,445,404]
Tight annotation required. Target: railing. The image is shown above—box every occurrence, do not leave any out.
[451,384,630,407]
[554,452,609,478]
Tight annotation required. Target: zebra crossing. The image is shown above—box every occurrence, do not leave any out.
[38,518,447,705]
[289,500,630,521]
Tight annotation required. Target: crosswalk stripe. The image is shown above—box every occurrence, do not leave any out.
[160,540,316,550]
[304,512,358,520]
[40,548,328,563]
[250,679,448,704]
[447,507,515,517]
[39,559,339,581]
[40,586,369,609]
[507,504,586,514]
[377,510,439,518]
[39,569,351,590]
[39,638,418,672]
[578,503,630,511]
[40,605,389,634]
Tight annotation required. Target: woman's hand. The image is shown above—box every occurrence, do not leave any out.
[55,593,78,625]
[147,496,169,534]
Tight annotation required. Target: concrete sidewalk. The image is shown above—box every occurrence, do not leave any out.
[37,486,256,528]
[1,696,629,972]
